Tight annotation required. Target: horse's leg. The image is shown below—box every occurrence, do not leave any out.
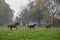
[32,26,35,29]
[46,26,50,28]
[33,27,35,29]
[10,27,12,30]
[8,26,9,28]
[46,26,48,28]
[16,27,18,30]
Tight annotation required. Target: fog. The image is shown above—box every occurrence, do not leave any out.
[5,0,29,20]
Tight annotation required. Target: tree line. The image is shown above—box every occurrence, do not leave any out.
[0,0,13,26]
[0,0,60,27]
[18,0,60,26]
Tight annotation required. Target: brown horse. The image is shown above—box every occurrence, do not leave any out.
[8,23,19,30]
[45,24,52,28]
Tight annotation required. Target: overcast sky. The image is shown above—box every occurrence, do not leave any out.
[5,0,35,20]
[5,0,29,13]
[5,0,29,20]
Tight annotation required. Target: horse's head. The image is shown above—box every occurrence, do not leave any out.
[14,23,20,26]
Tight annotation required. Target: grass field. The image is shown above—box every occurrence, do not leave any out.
[0,27,60,40]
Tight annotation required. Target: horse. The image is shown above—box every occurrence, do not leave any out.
[28,24,36,29]
[45,24,52,28]
[8,23,19,30]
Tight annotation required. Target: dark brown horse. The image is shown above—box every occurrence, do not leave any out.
[8,23,19,30]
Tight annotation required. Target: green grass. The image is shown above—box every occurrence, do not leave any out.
[0,27,60,40]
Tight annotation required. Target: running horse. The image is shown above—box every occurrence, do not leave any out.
[45,24,52,28]
[8,23,19,30]
[28,24,36,29]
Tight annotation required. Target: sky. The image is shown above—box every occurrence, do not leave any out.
[5,0,29,20]
[5,0,29,12]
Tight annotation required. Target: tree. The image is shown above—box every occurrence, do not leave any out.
[19,0,43,26]
[0,0,13,26]
[56,0,60,4]
[19,0,60,26]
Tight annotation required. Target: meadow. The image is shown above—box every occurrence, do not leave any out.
[0,27,60,40]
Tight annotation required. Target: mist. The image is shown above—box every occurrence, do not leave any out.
[5,0,29,20]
